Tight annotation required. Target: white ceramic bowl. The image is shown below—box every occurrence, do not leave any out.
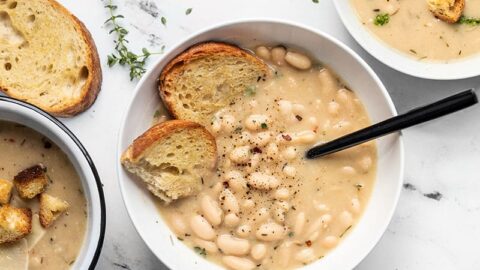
[118,19,404,270]
[0,96,106,270]
[334,1,480,80]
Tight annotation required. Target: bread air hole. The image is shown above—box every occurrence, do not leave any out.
[79,66,88,80]
[27,14,35,23]
[4,62,11,70]
[8,1,17,9]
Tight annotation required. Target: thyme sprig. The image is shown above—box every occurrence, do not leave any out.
[104,0,163,80]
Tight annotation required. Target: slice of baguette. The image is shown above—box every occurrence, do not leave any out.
[121,120,217,203]
[427,0,465,23]
[158,42,269,127]
[0,0,102,117]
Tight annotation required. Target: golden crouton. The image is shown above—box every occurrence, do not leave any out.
[39,193,69,228]
[0,205,32,244]
[0,179,13,205]
[13,164,48,199]
[427,0,465,23]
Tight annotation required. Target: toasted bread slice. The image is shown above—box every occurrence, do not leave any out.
[427,0,465,23]
[39,193,69,228]
[13,164,48,199]
[121,120,217,203]
[159,42,269,127]
[0,205,32,244]
[0,179,13,205]
[0,0,102,117]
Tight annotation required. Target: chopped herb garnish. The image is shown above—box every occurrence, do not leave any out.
[458,16,480,26]
[161,16,167,26]
[409,49,417,54]
[185,8,193,15]
[244,86,256,96]
[340,225,352,238]
[153,110,161,118]
[355,183,364,191]
[261,123,268,129]
[374,13,390,26]
[312,0,319,3]
[288,232,294,237]
[193,246,207,257]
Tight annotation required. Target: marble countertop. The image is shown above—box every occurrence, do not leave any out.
[56,0,480,269]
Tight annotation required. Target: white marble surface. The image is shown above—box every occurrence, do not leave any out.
[56,0,480,269]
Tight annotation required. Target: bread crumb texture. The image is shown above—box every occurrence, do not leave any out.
[0,205,32,244]
[0,0,101,116]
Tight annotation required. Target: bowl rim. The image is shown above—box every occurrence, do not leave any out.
[0,96,106,270]
[117,18,405,269]
[333,1,480,80]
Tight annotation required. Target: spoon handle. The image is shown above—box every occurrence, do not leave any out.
[306,89,478,159]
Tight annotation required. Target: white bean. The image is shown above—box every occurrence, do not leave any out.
[251,131,272,147]
[254,207,270,223]
[222,114,236,133]
[251,243,267,260]
[351,198,361,214]
[294,248,315,264]
[277,241,293,267]
[229,146,251,164]
[322,235,339,248]
[304,214,331,238]
[190,215,215,240]
[266,142,279,159]
[219,189,240,214]
[358,156,373,173]
[283,165,296,177]
[242,199,255,210]
[308,116,318,127]
[245,114,269,131]
[236,224,252,238]
[256,222,286,241]
[341,166,357,175]
[201,195,223,226]
[318,69,337,94]
[313,200,330,212]
[255,46,271,60]
[327,101,340,116]
[217,234,250,256]
[292,103,306,114]
[285,51,312,70]
[225,171,247,193]
[278,100,293,115]
[193,238,219,254]
[224,213,241,227]
[340,211,353,227]
[211,182,223,196]
[294,212,306,236]
[211,118,222,133]
[246,154,261,173]
[247,172,280,190]
[271,46,287,66]
[282,146,297,160]
[293,130,317,144]
[274,188,290,200]
[273,207,285,223]
[170,213,189,236]
[222,256,256,270]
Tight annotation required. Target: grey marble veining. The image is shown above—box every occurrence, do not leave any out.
[55,0,480,269]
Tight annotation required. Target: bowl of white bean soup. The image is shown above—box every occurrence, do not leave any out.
[117,19,404,270]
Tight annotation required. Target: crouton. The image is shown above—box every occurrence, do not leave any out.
[13,164,48,199]
[427,0,465,23]
[0,179,13,205]
[0,205,32,244]
[39,193,69,228]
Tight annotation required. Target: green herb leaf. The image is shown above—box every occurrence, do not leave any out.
[288,232,294,237]
[312,0,319,3]
[161,16,167,26]
[185,8,193,15]
[244,86,256,96]
[193,246,207,257]
[261,123,268,129]
[458,16,480,26]
[374,13,390,26]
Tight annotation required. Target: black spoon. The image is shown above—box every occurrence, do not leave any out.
[306,89,478,159]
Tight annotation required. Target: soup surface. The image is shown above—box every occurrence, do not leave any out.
[158,46,377,269]
[0,121,87,270]
[351,0,480,61]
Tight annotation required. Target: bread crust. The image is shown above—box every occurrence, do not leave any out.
[121,120,217,167]
[0,0,102,117]
[158,42,268,119]
[429,0,465,23]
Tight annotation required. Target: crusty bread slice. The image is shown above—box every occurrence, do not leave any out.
[0,205,31,244]
[427,0,465,23]
[121,120,217,203]
[159,42,269,127]
[39,193,69,228]
[0,0,102,117]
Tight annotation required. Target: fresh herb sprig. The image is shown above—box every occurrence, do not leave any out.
[374,13,390,26]
[104,0,163,80]
[458,16,480,26]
